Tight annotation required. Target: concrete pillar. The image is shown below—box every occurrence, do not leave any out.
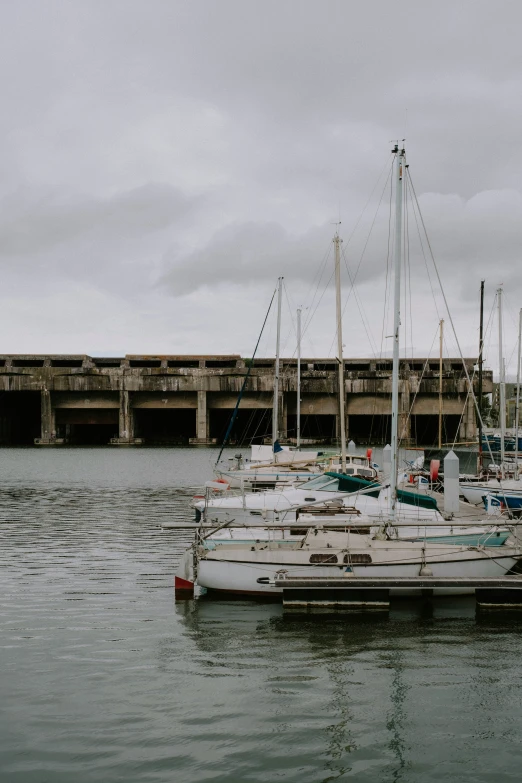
[443,449,460,514]
[460,395,476,442]
[34,389,64,445]
[110,390,142,445]
[457,392,476,442]
[119,390,134,440]
[189,390,217,445]
[399,380,412,444]
[197,390,208,440]
[41,389,54,440]
[348,439,356,454]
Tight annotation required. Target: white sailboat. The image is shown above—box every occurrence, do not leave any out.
[195,529,521,597]
[460,289,522,505]
[176,144,521,597]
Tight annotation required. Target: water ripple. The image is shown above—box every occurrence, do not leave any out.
[2,448,522,782]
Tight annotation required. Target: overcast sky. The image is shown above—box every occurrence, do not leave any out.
[1,0,521,377]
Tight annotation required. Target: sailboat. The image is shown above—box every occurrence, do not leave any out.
[194,529,521,597]
[176,144,520,597]
[460,289,522,507]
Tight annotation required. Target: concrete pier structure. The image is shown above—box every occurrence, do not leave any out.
[0,354,491,446]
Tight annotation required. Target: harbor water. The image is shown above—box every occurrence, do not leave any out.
[2,447,522,782]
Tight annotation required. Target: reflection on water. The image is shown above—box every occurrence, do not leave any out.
[1,447,522,783]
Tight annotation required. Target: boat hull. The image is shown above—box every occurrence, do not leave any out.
[197,549,520,597]
[460,482,522,505]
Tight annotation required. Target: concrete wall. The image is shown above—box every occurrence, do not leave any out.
[0,354,491,446]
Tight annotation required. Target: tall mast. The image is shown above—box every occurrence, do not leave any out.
[334,233,347,471]
[497,286,506,478]
[272,276,283,448]
[296,307,302,449]
[515,307,522,480]
[438,319,444,449]
[390,144,405,519]
[477,280,484,469]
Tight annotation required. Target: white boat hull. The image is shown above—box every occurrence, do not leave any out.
[460,481,522,505]
[197,543,521,597]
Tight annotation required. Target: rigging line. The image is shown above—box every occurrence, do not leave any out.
[237,408,258,447]
[280,282,323,371]
[278,282,302,385]
[278,300,296,364]
[380,161,395,359]
[398,325,439,446]
[341,159,394,305]
[407,178,442,323]
[501,292,519,372]
[343,152,396,248]
[337,242,379,357]
[300,156,393,355]
[406,167,497,467]
[484,292,498,374]
[452,382,474,451]
[215,285,277,465]
[405,170,414,362]
[242,408,271,447]
[282,280,297,346]
[248,408,272,445]
[299,239,333,327]
[302,241,333,336]
[326,163,394,360]
[400,169,406,362]
[340,161,394,315]
[301,267,336,346]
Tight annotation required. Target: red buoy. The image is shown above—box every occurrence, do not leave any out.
[430,459,440,482]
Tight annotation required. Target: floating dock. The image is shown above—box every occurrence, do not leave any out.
[273,575,522,612]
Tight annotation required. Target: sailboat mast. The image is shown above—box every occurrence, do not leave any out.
[497,286,506,478]
[477,280,484,469]
[272,276,283,448]
[334,233,347,471]
[390,144,405,519]
[438,319,444,449]
[296,307,301,449]
[515,308,522,480]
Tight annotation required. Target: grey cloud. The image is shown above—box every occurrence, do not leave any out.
[161,221,337,296]
[0,183,199,257]
[161,186,522,304]
[0,1,522,359]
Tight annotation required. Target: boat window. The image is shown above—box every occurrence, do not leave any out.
[297,475,340,491]
[344,467,355,475]
[343,553,372,564]
[309,553,338,564]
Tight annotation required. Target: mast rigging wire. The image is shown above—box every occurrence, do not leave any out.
[215,286,277,465]
[406,167,498,470]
